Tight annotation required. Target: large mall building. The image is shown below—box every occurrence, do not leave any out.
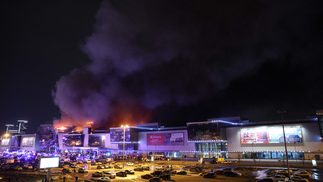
[1,111,323,160]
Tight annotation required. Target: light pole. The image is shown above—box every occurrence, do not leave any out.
[277,110,290,180]
[121,125,128,168]
[294,141,297,167]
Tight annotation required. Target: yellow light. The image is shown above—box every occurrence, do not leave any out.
[121,125,124,127]
[126,125,128,127]
[4,134,9,137]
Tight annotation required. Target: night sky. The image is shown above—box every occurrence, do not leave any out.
[1,0,323,134]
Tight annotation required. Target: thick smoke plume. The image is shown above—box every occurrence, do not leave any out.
[53,0,322,128]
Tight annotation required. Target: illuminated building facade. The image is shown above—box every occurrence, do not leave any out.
[1,114,322,160]
[316,109,323,140]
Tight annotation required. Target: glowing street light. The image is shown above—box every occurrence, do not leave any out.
[4,133,9,137]
[121,125,129,168]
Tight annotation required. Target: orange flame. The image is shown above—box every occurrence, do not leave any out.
[57,126,67,130]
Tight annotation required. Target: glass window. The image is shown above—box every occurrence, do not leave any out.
[187,123,222,141]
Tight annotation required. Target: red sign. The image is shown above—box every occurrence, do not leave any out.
[147,134,164,145]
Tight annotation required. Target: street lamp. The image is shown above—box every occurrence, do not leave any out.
[121,125,128,168]
[277,109,290,180]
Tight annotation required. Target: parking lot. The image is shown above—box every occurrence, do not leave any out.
[0,160,321,182]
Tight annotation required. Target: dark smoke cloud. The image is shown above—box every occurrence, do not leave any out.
[53,0,323,127]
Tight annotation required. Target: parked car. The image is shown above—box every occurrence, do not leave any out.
[277,169,293,176]
[142,166,150,170]
[134,167,144,171]
[149,177,163,182]
[214,169,225,175]
[272,175,287,181]
[203,173,216,178]
[103,165,112,169]
[127,162,133,166]
[141,174,154,179]
[155,166,164,170]
[164,168,174,173]
[199,171,209,176]
[62,168,71,173]
[14,166,23,171]
[151,170,164,176]
[94,177,110,182]
[160,172,171,180]
[78,167,88,173]
[24,164,33,169]
[97,165,105,169]
[294,171,311,178]
[39,169,48,173]
[223,168,233,171]
[189,166,202,173]
[69,164,79,168]
[199,170,213,176]
[291,176,309,182]
[116,171,127,177]
[102,171,116,179]
[92,171,106,177]
[114,164,123,169]
[176,171,187,175]
[91,161,98,166]
[224,171,241,177]
[125,170,135,174]
[221,160,232,164]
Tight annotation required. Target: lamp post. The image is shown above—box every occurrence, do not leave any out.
[121,125,128,168]
[294,141,297,167]
[277,110,290,180]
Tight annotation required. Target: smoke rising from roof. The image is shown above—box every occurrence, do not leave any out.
[53,0,323,127]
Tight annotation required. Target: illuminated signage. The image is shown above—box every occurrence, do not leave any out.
[21,137,35,147]
[147,132,184,145]
[241,126,302,144]
[40,157,59,168]
[147,134,164,145]
[1,139,10,146]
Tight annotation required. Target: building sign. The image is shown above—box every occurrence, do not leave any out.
[147,134,164,145]
[147,132,184,145]
[241,126,302,144]
[1,139,10,146]
[21,137,35,147]
[165,133,184,145]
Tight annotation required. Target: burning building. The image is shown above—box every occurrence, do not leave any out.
[37,124,58,152]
